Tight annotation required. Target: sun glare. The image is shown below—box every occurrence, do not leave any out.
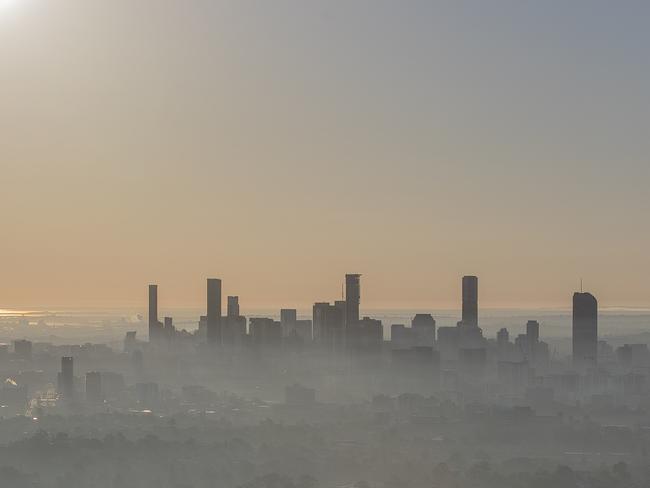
[0,0,19,9]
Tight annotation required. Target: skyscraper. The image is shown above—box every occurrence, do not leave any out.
[345,274,361,327]
[573,292,598,370]
[497,327,510,347]
[411,314,436,346]
[227,296,240,318]
[526,320,539,343]
[280,308,297,337]
[148,284,159,342]
[313,302,345,349]
[164,317,175,339]
[59,356,74,400]
[207,278,222,345]
[462,276,478,327]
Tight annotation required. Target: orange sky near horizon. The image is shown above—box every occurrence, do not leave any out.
[1,1,649,310]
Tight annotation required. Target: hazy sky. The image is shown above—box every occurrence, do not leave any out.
[1,0,649,310]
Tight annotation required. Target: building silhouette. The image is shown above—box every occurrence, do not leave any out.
[280,309,298,337]
[148,284,159,342]
[345,274,361,326]
[461,275,478,327]
[249,318,282,346]
[412,314,436,346]
[497,327,509,347]
[58,356,74,400]
[573,292,598,370]
[227,296,240,318]
[164,317,175,340]
[313,302,345,350]
[526,320,539,344]
[207,278,222,345]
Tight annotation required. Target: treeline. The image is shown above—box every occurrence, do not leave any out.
[0,429,648,488]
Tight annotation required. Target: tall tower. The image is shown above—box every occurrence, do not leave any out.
[345,274,361,326]
[148,284,159,342]
[207,278,222,345]
[461,276,478,327]
[572,292,597,370]
[227,296,240,318]
[59,356,74,400]
[526,320,540,344]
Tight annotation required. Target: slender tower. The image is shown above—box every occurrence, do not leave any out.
[207,278,222,345]
[345,274,361,326]
[227,296,240,318]
[461,276,478,327]
[572,291,597,370]
[148,284,159,342]
[59,356,74,400]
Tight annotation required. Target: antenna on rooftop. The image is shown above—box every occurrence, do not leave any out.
[580,278,583,293]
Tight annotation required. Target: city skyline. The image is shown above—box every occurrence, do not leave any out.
[2,2,650,486]
[0,272,619,313]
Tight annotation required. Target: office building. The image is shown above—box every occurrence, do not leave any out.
[526,320,539,344]
[572,292,598,370]
[497,328,510,347]
[462,275,478,327]
[148,284,160,342]
[391,324,413,349]
[345,274,361,326]
[294,319,313,342]
[313,302,345,350]
[249,318,282,346]
[164,317,175,338]
[412,314,436,346]
[280,308,298,337]
[207,278,222,345]
[59,356,74,400]
[227,296,240,318]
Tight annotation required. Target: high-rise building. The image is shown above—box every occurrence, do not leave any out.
[391,324,413,349]
[85,371,102,404]
[207,278,222,345]
[497,327,510,347]
[148,284,160,342]
[164,317,175,339]
[525,320,540,360]
[59,356,74,400]
[280,309,298,337]
[313,302,345,349]
[249,318,282,346]
[412,314,436,346]
[573,292,598,370]
[526,320,540,344]
[357,316,383,351]
[461,276,478,327]
[227,296,240,318]
[124,331,137,353]
[345,274,361,326]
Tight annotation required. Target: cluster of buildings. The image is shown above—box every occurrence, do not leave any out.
[143,274,600,375]
[146,274,383,353]
[2,272,646,417]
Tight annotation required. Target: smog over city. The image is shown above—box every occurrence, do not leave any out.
[2,1,650,488]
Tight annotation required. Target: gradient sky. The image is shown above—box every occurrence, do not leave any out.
[1,0,649,310]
